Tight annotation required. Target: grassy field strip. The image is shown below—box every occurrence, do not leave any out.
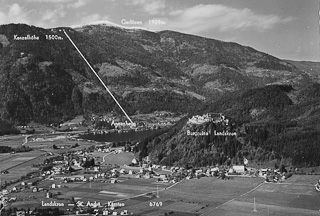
[0,137,25,147]
[112,180,182,203]
[219,200,320,216]
[264,182,317,186]
[5,153,45,171]
[237,190,296,209]
[212,181,266,210]
[109,180,185,215]
[163,202,202,212]
[0,154,17,164]
[237,183,320,211]
[101,178,182,207]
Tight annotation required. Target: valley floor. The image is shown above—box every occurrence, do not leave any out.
[121,175,320,215]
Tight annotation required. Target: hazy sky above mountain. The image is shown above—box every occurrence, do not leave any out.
[0,0,318,61]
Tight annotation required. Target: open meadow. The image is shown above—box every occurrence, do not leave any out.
[0,151,46,182]
[102,152,135,165]
[0,135,25,147]
[55,178,172,204]
[117,177,263,215]
[121,175,320,216]
[8,177,173,212]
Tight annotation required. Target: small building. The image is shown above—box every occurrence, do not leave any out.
[132,158,138,165]
[195,170,203,176]
[211,167,219,172]
[232,165,245,174]
[2,189,9,195]
[144,174,151,179]
[121,210,128,215]
[46,192,52,198]
[228,168,234,174]
[159,174,167,180]
[16,211,25,216]
[9,197,17,202]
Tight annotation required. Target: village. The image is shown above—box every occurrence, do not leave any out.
[86,111,183,134]
[0,137,296,216]
[0,112,311,216]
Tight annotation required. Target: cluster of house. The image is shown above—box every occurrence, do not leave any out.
[0,178,48,207]
[52,174,119,184]
[159,163,292,182]
[1,189,16,208]
[166,165,292,183]
[58,122,81,131]
[188,113,230,125]
[261,168,292,183]
[16,125,31,129]
[87,112,177,134]
[165,165,245,180]
[154,111,174,117]
[76,209,129,216]
[89,114,135,129]
[89,113,118,122]
[74,202,130,216]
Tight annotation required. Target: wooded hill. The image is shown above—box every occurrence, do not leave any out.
[135,84,320,168]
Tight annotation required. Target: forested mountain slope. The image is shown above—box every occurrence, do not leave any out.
[0,23,316,124]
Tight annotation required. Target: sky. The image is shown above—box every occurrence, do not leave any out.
[0,0,318,62]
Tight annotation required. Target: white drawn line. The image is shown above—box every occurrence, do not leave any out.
[63,30,134,125]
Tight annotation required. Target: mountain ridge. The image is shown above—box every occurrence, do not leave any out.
[0,23,318,125]
[72,20,154,31]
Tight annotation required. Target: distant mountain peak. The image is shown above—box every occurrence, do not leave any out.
[71,20,154,32]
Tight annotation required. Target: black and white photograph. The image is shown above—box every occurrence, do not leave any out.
[0,0,319,215]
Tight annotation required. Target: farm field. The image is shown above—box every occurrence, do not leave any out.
[117,177,264,215]
[205,200,320,216]
[102,152,135,165]
[8,177,173,211]
[0,151,46,182]
[234,182,320,211]
[284,174,320,184]
[122,176,320,216]
[194,176,320,216]
[0,135,25,147]
[57,178,172,203]
[24,138,98,155]
[160,177,264,206]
